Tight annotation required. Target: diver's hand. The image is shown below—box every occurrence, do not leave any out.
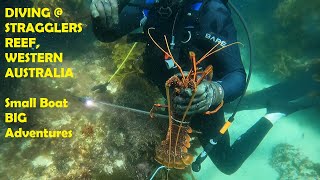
[173,80,224,115]
[90,0,119,29]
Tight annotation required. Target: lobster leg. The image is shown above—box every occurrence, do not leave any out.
[149,104,168,118]
[205,100,224,115]
[165,84,173,167]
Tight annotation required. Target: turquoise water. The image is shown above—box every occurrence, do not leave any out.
[1,0,319,179]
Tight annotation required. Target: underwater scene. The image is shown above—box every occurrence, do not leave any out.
[0,0,319,179]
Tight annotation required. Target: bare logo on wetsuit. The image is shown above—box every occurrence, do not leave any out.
[205,33,227,46]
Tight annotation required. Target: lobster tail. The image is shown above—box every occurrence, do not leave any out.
[155,124,193,169]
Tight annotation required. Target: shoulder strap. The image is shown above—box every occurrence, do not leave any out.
[143,0,156,16]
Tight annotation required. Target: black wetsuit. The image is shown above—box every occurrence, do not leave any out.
[93,0,273,174]
[225,65,320,113]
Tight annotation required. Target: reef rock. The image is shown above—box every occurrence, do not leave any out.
[270,143,320,179]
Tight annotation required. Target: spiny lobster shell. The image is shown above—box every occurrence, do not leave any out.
[154,75,196,169]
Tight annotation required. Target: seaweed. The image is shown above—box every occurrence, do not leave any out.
[113,74,162,110]
[31,0,91,23]
[270,143,320,179]
[81,123,95,137]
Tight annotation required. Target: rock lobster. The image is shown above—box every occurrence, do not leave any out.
[148,27,241,169]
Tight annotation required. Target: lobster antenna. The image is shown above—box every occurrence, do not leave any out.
[197,42,243,65]
[147,28,171,58]
[173,89,197,166]
[190,52,197,82]
[196,65,213,85]
[197,41,221,64]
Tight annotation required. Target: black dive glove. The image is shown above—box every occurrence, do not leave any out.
[90,0,120,29]
[173,80,224,115]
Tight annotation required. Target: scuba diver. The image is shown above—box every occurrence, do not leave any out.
[90,0,308,175]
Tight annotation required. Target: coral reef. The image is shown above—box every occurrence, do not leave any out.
[272,51,304,78]
[273,0,320,59]
[81,123,95,137]
[0,34,168,179]
[113,74,162,110]
[275,0,320,29]
[270,143,320,179]
[32,0,91,24]
[272,52,320,79]
[0,81,164,179]
[232,0,320,80]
